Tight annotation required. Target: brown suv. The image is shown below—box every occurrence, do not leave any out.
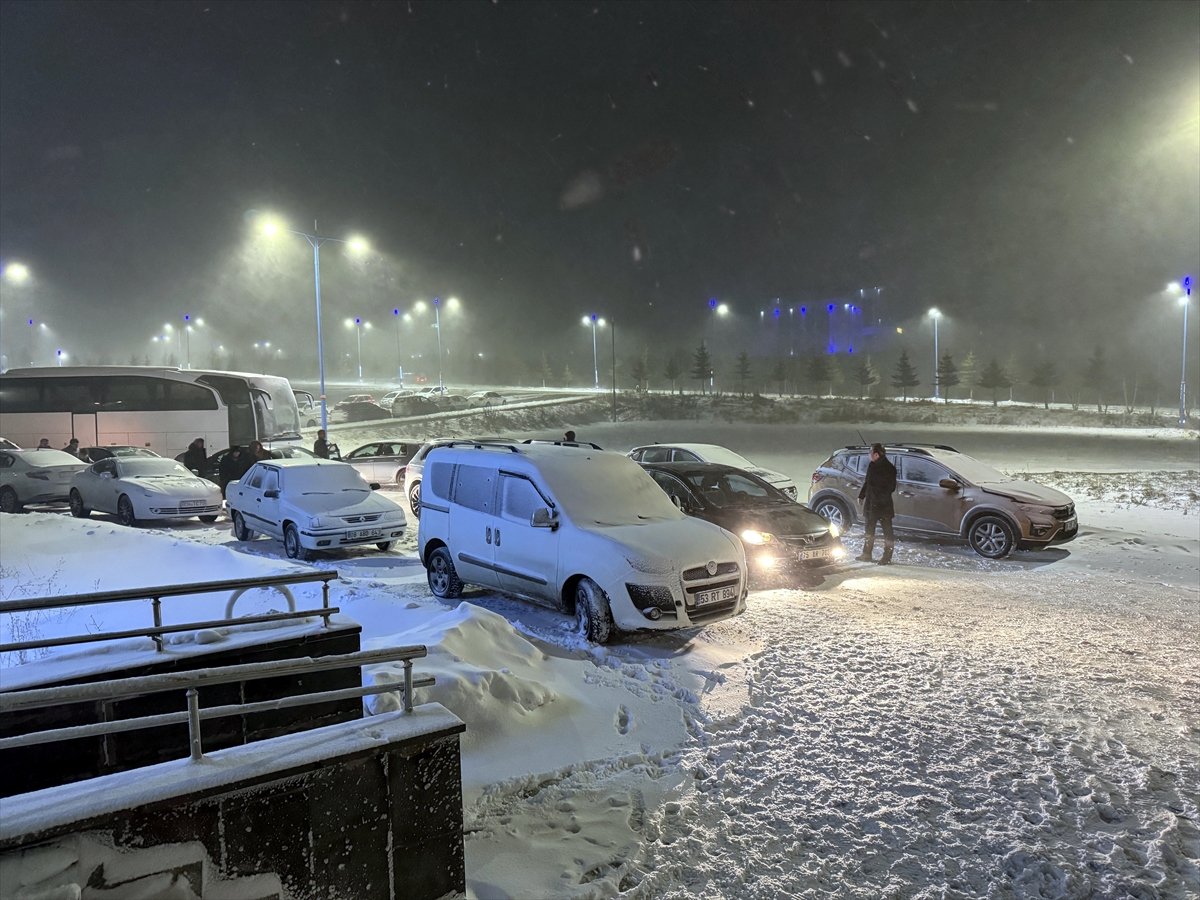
[807,444,1078,559]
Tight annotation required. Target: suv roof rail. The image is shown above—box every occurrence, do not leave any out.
[521,439,605,450]
[840,443,958,455]
[439,440,520,453]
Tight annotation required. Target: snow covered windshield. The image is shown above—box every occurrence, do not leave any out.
[120,460,192,478]
[935,453,1008,485]
[533,452,685,527]
[251,377,302,441]
[693,446,755,468]
[293,465,370,494]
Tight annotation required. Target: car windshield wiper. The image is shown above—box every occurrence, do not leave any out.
[341,488,368,492]
[302,491,333,495]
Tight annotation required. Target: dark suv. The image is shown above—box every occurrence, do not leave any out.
[807,444,1078,559]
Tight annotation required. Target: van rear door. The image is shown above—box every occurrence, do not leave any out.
[448,462,502,589]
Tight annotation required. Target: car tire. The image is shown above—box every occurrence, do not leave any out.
[69,489,90,518]
[198,515,218,524]
[968,515,1016,559]
[376,541,394,552]
[116,495,139,527]
[427,546,462,599]
[409,481,422,518]
[0,486,22,514]
[283,522,309,560]
[813,497,850,531]
[232,510,254,541]
[574,577,614,645]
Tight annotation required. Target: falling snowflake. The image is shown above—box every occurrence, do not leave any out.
[837,51,852,68]
[812,69,825,86]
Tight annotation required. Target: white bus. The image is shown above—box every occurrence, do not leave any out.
[0,367,303,459]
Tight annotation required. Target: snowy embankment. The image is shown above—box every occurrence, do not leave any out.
[1,425,1197,899]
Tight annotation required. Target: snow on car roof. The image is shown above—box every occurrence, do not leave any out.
[254,458,353,468]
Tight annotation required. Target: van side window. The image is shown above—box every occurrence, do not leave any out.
[452,464,494,512]
[849,454,868,475]
[500,475,543,523]
[427,462,453,500]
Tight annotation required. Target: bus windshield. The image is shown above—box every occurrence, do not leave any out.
[250,377,301,441]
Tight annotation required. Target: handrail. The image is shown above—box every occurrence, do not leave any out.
[0,646,430,762]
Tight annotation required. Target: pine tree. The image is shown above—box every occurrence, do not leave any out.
[539,353,553,388]
[690,344,712,393]
[735,351,752,396]
[826,355,843,397]
[1005,353,1021,402]
[562,364,572,388]
[1028,360,1060,410]
[977,358,1013,407]
[852,357,880,399]
[630,354,649,391]
[770,360,786,395]
[890,350,920,400]
[1141,368,1163,416]
[805,354,832,397]
[664,354,683,394]
[1083,346,1109,412]
[959,350,979,402]
[936,353,960,401]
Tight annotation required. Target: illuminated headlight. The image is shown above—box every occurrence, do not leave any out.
[828,522,841,538]
[757,555,777,567]
[740,530,774,545]
[831,546,846,559]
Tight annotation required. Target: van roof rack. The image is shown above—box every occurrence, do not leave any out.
[521,440,605,450]
[440,440,520,453]
[841,443,958,454]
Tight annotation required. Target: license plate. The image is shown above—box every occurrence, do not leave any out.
[346,528,382,540]
[1064,517,1077,529]
[57,472,73,481]
[179,499,204,508]
[693,586,736,607]
[800,548,830,561]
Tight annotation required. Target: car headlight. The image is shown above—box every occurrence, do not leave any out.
[828,522,841,538]
[308,516,323,528]
[740,530,774,545]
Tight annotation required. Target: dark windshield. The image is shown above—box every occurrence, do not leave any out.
[680,471,787,508]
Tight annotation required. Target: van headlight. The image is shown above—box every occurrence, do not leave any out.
[828,522,841,538]
[740,530,774,545]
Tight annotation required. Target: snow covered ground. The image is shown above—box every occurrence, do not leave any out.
[1,423,1197,899]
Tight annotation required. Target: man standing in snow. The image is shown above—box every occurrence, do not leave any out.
[182,438,207,473]
[857,443,897,565]
[314,430,330,459]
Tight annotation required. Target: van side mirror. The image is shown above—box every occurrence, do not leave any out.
[263,489,280,499]
[939,478,961,491]
[531,507,558,529]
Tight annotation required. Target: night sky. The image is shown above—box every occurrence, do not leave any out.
[1,0,1197,382]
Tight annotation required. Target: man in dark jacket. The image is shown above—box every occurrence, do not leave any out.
[218,446,245,497]
[183,438,207,473]
[313,430,330,459]
[857,443,897,565]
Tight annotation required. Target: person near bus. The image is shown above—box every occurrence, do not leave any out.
[218,446,247,497]
[183,438,207,473]
[250,440,271,462]
[37,438,51,449]
[314,430,330,459]
[62,438,83,458]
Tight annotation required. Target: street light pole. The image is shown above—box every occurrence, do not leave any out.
[392,309,404,385]
[589,315,599,389]
[928,308,941,400]
[1180,277,1192,428]
[355,318,363,382]
[434,298,444,390]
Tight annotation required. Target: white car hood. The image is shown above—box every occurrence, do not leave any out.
[286,491,403,518]
[593,518,741,571]
[128,476,220,498]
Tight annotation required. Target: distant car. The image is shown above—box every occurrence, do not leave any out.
[0,437,21,451]
[195,445,319,482]
[344,440,422,486]
[0,449,88,513]
[83,445,160,463]
[433,393,470,411]
[339,401,392,422]
[69,457,224,526]
[467,391,507,408]
[294,390,320,428]
[226,458,407,560]
[379,389,416,408]
[628,443,797,499]
[640,462,844,583]
[416,385,449,398]
[808,443,1078,559]
[390,395,440,418]
[336,393,376,408]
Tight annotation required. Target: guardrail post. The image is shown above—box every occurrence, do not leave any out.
[187,688,203,760]
[403,659,413,714]
[151,597,164,652]
[321,579,331,628]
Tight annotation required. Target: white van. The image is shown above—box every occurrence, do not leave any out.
[417,442,748,642]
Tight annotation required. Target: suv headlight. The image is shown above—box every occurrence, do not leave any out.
[828,522,841,538]
[741,530,774,545]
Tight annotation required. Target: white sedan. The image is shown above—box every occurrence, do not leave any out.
[226,458,407,560]
[70,457,224,526]
[0,449,88,513]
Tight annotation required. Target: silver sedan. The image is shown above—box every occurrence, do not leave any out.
[0,449,88,513]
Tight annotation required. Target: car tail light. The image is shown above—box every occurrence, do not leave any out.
[25,471,50,481]
[811,473,823,483]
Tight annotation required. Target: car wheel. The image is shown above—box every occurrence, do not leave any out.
[0,486,22,514]
[116,495,139,527]
[427,546,462,599]
[232,510,254,541]
[69,489,91,518]
[574,577,614,644]
[409,481,422,518]
[374,541,395,552]
[813,497,850,530]
[198,515,218,524]
[284,522,309,560]
[968,515,1015,559]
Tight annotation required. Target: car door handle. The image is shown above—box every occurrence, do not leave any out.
[495,528,500,547]
[486,526,492,544]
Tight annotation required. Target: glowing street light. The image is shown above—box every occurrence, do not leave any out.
[707,299,729,391]
[56,349,65,367]
[345,318,371,382]
[1168,279,1192,427]
[392,308,406,385]
[928,308,942,400]
[258,215,371,430]
[3,262,30,284]
[582,314,607,390]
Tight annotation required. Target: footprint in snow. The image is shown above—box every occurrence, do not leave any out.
[616,704,632,735]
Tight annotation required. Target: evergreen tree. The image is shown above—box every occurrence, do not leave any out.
[664,354,683,394]
[770,359,786,395]
[690,344,712,393]
[735,351,752,396]
[127,353,140,366]
[852,357,880,399]
[805,354,832,397]
[936,353,960,401]
[630,354,649,391]
[977,358,1013,407]
[959,350,979,401]
[562,364,572,388]
[1082,346,1109,412]
[1005,353,1021,402]
[890,350,920,400]
[539,353,553,388]
[1028,359,1060,410]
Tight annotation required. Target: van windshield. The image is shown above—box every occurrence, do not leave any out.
[533,452,685,527]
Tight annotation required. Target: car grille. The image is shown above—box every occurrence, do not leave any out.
[1051,504,1075,521]
[779,531,834,548]
[150,504,222,515]
[682,562,740,581]
[626,584,678,617]
[341,513,383,524]
[686,597,740,624]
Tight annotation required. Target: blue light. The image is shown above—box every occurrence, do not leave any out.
[773,308,780,318]
[827,343,836,354]
[355,317,361,324]
[434,297,440,306]
[709,298,717,309]
[393,308,399,316]
[28,319,33,325]
[591,313,597,321]
[184,314,190,322]
[827,304,834,312]
[848,345,853,354]
[800,306,807,315]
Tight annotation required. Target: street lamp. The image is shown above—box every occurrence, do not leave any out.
[259,216,370,430]
[582,314,607,390]
[1169,279,1192,427]
[56,349,65,367]
[392,309,405,385]
[3,262,30,284]
[345,318,371,383]
[253,341,271,375]
[928,308,942,400]
[707,300,729,391]
[429,297,460,390]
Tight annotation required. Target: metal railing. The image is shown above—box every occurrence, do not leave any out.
[0,647,431,761]
[0,571,339,654]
